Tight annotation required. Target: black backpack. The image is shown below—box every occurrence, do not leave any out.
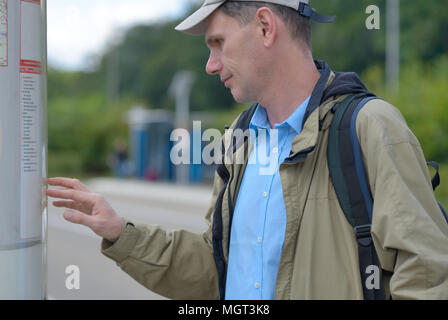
[328,93,448,300]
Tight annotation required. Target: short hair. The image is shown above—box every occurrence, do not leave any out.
[219,1,312,50]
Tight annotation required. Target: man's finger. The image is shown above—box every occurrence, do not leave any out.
[63,209,95,227]
[46,177,89,192]
[53,200,86,213]
[47,188,95,205]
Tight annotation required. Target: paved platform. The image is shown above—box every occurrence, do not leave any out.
[86,178,213,213]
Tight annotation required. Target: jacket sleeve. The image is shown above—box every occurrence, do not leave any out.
[100,172,223,300]
[357,99,448,299]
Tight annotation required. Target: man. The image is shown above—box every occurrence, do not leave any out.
[47,0,448,299]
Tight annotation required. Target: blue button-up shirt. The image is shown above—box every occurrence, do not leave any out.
[225,96,311,300]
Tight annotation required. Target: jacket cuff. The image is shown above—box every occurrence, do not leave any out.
[101,218,140,263]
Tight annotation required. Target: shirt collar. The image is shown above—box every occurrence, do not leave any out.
[250,95,311,134]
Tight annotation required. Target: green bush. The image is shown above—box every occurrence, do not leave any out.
[47,151,83,178]
[47,90,135,177]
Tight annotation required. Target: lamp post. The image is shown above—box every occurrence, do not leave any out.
[169,70,195,184]
[386,0,400,90]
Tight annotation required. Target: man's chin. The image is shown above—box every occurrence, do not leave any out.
[230,89,252,104]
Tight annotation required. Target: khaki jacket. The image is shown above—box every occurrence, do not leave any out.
[101,70,448,300]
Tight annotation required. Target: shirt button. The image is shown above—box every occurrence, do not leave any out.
[272,147,278,154]
[254,282,260,289]
[262,192,267,198]
[257,237,262,244]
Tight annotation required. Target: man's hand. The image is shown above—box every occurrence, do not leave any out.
[46,177,124,243]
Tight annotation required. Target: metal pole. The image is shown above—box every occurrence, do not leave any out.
[386,0,400,90]
[169,71,195,184]
[0,0,47,299]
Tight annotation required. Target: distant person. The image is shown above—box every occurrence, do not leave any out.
[47,0,448,299]
[107,138,128,178]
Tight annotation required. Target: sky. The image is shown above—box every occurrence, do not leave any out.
[47,0,194,71]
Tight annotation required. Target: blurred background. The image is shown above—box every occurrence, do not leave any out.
[45,0,448,299]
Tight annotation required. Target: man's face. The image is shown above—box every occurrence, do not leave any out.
[205,9,264,103]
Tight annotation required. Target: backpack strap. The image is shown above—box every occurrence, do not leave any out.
[328,94,386,300]
[427,161,440,191]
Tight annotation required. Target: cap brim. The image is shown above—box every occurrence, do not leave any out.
[175,2,224,35]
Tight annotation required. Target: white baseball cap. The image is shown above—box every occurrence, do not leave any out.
[175,0,335,35]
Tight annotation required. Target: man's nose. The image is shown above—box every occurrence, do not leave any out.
[205,50,222,75]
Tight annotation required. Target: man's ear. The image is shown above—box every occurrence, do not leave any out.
[254,7,277,47]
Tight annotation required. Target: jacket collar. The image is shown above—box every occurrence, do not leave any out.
[285,61,338,162]
[301,60,333,127]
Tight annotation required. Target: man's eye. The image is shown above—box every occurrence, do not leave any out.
[206,38,223,49]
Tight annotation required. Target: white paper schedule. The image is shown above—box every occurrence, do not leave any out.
[19,0,43,240]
